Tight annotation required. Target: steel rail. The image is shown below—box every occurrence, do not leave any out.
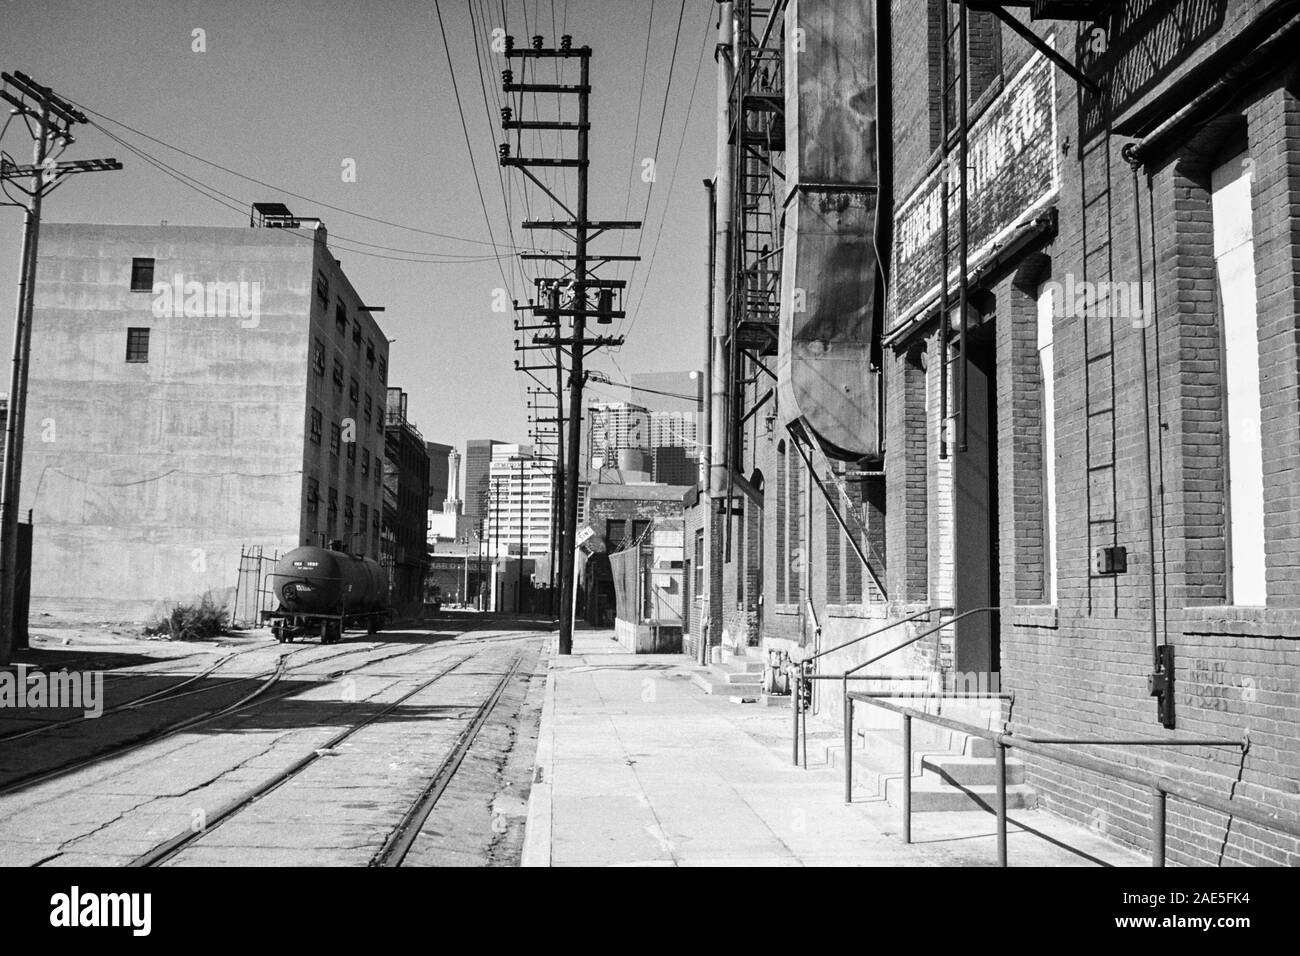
[371,655,524,867]
[5,631,482,798]
[129,653,487,867]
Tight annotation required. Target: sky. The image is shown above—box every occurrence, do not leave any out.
[0,0,716,456]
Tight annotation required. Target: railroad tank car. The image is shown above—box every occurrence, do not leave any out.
[266,545,390,642]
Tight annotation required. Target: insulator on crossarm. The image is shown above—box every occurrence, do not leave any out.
[499,142,511,161]
[502,68,513,85]
[501,106,513,124]
[532,34,543,50]
[504,34,515,52]
[561,35,572,50]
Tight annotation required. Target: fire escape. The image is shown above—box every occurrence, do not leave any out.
[723,0,785,553]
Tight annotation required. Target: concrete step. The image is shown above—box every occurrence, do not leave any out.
[885,770,1035,812]
[686,667,764,696]
[921,753,1025,787]
[716,656,765,674]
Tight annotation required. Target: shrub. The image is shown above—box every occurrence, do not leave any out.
[143,598,227,641]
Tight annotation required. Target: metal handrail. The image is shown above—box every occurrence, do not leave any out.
[850,695,1283,867]
[835,607,997,798]
[843,606,995,677]
[801,606,942,665]
[790,605,944,766]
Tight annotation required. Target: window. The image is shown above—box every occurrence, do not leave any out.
[349,376,359,405]
[346,441,356,467]
[1037,283,1058,603]
[330,422,341,456]
[606,519,627,551]
[364,393,372,426]
[125,327,150,363]
[361,448,369,477]
[309,408,323,445]
[1212,150,1266,605]
[306,477,320,516]
[313,338,325,376]
[332,357,344,389]
[130,258,155,292]
[632,519,650,549]
[344,495,355,532]
[359,503,368,549]
[366,339,375,367]
[693,530,704,595]
[335,299,347,334]
[353,321,362,347]
[378,357,387,383]
[316,270,329,304]
[328,487,339,528]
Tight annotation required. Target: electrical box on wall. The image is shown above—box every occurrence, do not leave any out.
[1148,644,1176,729]
[1092,545,1128,575]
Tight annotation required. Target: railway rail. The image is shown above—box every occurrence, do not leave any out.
[0,624,484,796]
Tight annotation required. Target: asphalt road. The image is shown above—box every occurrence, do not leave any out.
[0,617,550,867]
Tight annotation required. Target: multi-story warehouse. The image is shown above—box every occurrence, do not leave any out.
[19,214,388,619]
[692,0,1300,867]
[425,440,453,512]
[382,388,430,607]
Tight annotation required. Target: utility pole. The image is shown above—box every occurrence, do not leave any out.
[0,72,121,664]
[501,34,637,654]
[517,456,524,613]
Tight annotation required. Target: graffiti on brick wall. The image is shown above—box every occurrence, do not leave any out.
[890,45,1059,331]
[1183,657,1263,711]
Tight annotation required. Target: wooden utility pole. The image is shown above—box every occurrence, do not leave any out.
[0,72,120,664]
[501,35,637,654]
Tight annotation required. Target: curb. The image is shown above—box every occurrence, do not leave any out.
[520,635,559,867]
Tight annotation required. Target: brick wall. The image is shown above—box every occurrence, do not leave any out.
[879,7,1300,865]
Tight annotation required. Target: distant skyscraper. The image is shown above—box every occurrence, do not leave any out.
[464,439,503,528]
[425,441,453,511]
[587,403,650,464]
[484,445,556,557]
[650,410,699,454]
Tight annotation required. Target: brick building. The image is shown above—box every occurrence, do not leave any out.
[696,0,1300,866]
[383,387,429,608]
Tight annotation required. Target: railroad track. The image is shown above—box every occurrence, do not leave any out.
[0,625,486,797]
[371,656,523,867]
[0,638,384,745]
[126,650,526,867]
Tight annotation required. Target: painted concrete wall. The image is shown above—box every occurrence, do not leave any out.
[21,222,384,621]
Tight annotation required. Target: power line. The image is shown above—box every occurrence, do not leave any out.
[623,0,687,303]
[434,0,515,292]
[621,6,712,337]
[93,123,512,264]
[72,102,524,252]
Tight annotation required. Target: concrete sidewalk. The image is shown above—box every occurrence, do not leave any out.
[522,629,1146,867]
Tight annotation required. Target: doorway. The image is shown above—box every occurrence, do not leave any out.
[952,323,1000,677]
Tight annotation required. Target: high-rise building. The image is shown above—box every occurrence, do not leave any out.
[484,445,556,558]
[464,438,503,529]
[425,441,453,511]
[649,410,699,454]
[19,216,390,618]
[587,402,650,464]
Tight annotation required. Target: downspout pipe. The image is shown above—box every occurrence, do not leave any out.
[710,2,734,501]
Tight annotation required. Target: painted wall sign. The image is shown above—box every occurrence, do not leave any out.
[889,43,1059,332]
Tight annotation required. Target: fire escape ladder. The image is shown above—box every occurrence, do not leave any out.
[724,0,786,559]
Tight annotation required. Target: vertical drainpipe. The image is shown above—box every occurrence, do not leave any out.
[702,178,716,665]
[709,2,735,659]
[712,2,733,502]
[956,0,970,453]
